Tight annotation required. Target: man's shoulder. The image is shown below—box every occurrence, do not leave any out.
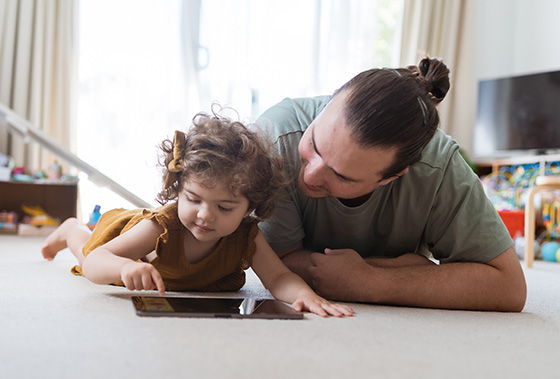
[256,95,331,139]
[400,129,468,189]
[416,129,461,171]
[403,129,479,193]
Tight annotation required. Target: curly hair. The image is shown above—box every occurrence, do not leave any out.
[156,111,285,221]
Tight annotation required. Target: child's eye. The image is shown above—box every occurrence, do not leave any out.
[219,206,233,212]
[186,196,200,204]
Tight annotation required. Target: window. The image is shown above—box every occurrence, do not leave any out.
[77,0,403,217]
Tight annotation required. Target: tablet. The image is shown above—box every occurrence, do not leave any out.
[131,296,304,320]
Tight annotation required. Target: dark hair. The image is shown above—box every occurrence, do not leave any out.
[157,110,285,221]
[336,57,450,179]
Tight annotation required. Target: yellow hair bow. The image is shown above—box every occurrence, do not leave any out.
[164,130,187,189]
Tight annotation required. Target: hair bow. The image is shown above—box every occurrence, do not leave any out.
[164,130,187,189]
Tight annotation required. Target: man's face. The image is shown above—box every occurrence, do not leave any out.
[297,91,402,200]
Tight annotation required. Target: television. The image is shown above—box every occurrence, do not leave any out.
[473,69,560,159]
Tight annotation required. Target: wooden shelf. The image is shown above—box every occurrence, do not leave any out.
[474,154,560,175]
[0,180,78,223]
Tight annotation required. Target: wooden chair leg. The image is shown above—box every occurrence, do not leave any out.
[523,176,560,268]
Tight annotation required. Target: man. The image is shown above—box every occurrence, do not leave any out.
[256,58,526,312]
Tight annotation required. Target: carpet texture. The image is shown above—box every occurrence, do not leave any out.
[1,234,559,379]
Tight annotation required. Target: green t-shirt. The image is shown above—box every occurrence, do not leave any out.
[257,96,512,264]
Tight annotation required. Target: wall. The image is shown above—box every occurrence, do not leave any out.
[470,0,560,158]
[475,0,560,80]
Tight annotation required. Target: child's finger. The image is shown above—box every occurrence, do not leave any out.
[322,303,343,317]
[310,303,329,317]
[151,269,166,296]
[291,299,304,312]
[331,303,355,316]
[342,305,355,316]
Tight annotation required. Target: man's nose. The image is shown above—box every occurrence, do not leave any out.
[303,156,326,185]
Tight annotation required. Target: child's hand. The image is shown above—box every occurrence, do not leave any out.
[120,261,166,296]
[291,295,354,318]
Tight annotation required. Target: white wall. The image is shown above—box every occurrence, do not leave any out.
[475,0,560,80]
[469,0,560,158]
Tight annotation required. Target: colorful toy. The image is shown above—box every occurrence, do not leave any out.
[0,210,18,233]
[540,241,560,262]
[87,205,102,230]
[21,205,60,227]
[513,237,540,260]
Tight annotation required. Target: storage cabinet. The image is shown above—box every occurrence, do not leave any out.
[0,180,78,224]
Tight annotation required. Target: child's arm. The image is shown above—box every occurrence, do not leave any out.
[81,219,166,296]
[251,230,354,317]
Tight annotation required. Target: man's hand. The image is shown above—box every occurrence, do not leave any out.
[309,248,372,301]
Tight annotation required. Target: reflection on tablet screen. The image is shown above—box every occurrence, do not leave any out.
[132,296,303,320]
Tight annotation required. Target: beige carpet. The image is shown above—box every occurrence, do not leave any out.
[1,234,559,379]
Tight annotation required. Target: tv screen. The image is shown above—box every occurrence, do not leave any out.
[473,69,560,158]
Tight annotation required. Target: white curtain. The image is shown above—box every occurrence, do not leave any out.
[197,0,402,119]
[0,0,77,172]
[400,0,475,153]
[180,0,202,120]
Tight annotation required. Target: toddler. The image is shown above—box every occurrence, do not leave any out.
[42,111,354,317]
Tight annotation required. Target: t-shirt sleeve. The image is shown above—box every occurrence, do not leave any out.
[422,151,513,264]
[258,186,306,253]
[255,96,330,254]
[256,96,329,142]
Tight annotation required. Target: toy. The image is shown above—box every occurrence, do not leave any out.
[47,161,62,180]
[542,201,560,239]
[0,210,18,233]
[540,241,560,262]
[513,237,540,260]
[21,204,60,226]
[87,205,102,230]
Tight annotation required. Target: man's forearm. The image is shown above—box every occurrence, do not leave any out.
[357,260,524,311]
[284,250,436,289]
[365,253,436,267]
[309,246,527,312]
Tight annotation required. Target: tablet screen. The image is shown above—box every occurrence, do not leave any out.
[132,296,303,319]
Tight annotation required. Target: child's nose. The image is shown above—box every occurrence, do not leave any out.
[197,204,216,222]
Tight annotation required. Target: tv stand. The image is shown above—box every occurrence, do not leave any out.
[474,153,560,175]
[475,154,560,268]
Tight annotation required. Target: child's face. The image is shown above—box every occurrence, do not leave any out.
[177,178,252,244]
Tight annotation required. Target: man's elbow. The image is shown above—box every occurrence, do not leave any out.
[495,271,527,312]
[504,276,527,312]
[487,247,527,312]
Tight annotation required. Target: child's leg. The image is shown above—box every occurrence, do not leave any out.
[41,218,92,264]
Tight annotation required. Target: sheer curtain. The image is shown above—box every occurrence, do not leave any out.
[77,0,189,214]
[196,0,402,119]
[76,0,403,217]
[0,0,77,172]
[399,0,475,152]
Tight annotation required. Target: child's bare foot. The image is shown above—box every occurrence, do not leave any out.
[41,218,80,260]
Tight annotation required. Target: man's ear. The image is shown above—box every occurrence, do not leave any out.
[378,167,409,186]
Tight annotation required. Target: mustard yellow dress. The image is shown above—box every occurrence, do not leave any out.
[71,202,259,292]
